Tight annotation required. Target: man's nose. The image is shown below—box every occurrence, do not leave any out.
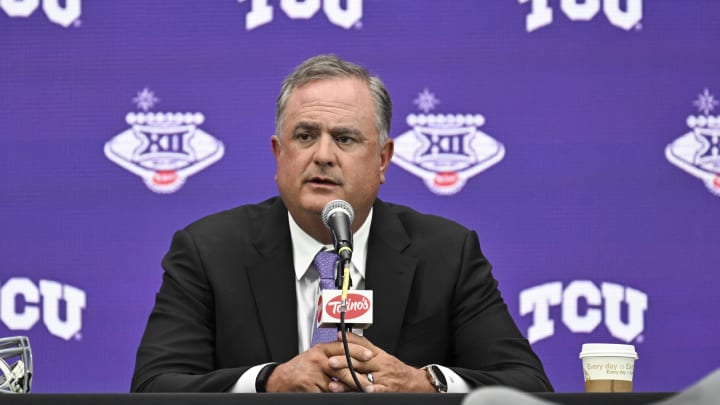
[314,135,337,165]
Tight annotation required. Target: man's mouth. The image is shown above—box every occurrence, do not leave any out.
[308,176,339,186]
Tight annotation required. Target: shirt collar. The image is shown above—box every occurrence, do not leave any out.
[288,207,372,281]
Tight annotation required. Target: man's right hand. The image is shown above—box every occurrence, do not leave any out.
[265,338,375,392]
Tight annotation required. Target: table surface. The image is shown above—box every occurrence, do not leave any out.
[0,392,675,405]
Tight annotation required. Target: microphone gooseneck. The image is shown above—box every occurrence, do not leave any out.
[320,200,364,392]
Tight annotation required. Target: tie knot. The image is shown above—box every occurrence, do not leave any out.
[313,250,338,283]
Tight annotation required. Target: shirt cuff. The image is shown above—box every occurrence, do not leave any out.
[434,364,471,393]
[228,363,274,393]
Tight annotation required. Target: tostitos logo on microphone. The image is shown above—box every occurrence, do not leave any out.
[391,89,505,195]
[104,88,225,194]
[325,293,371,319]
[665,89,720,197]
[317,290,373,328]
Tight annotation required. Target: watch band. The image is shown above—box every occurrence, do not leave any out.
[255,363,278,392]
[423,365,448,393]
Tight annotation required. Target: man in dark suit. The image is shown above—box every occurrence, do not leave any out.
[131,54,552,393]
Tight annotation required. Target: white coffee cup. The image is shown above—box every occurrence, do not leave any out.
[579,343,638,392]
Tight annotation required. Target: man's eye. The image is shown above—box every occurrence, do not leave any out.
[337,136,353,144]
[296,133,312,141]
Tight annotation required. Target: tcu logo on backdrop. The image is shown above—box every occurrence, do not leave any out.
[0,278,86,341]
[666,89,720,197]
[392,89,505,195]
[243,0,362,30]
[104,88,225,194]
[518,0,643,32]
[1,0,80,27]
[519,281,648,344]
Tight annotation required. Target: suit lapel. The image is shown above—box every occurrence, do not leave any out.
[364,200,417,355]
[244,199,299,361]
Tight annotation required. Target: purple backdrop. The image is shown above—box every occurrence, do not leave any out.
[1,0,718,393]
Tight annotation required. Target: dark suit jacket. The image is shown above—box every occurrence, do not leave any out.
[131,197,552,392]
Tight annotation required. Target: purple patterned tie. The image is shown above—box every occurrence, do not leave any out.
[310,250,339,346]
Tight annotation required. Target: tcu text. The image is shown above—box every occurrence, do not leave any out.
[1,0,81,27]
[518,0,643,32]
[519,281,648,343]
[1,278,86,341]
[245,0,362,30]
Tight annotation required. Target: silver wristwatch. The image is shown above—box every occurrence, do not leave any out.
[423,365,448,393]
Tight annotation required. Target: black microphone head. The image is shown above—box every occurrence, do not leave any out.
[321,200,354,228]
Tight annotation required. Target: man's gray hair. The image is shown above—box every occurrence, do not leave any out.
[275,54,392,146]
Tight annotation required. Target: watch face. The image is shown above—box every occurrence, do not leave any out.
[428,365,448,392]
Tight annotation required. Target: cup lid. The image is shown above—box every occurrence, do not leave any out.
[579,343,638,359]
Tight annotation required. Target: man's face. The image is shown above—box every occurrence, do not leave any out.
[272,77,393,226]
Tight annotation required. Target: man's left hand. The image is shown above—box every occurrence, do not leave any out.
[326,332,436,393]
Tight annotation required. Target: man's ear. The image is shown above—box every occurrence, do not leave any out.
[271,135,282,160]
[379,138,394,184]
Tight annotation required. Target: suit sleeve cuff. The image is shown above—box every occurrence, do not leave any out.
[228,363,274,393]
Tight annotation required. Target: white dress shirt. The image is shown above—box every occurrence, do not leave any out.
[230,208,469,393]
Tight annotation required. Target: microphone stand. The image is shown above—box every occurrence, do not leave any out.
[335,255,365,393]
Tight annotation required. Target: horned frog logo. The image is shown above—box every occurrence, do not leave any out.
[104,88,224,193]
[391,89,505,195]
[665,89,720,197]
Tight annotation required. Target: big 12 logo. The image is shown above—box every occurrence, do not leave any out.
[518,0,643,32]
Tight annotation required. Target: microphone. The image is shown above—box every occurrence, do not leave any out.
[317,199,372,328]
[321,200,354,263]
[318,200,371,393]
